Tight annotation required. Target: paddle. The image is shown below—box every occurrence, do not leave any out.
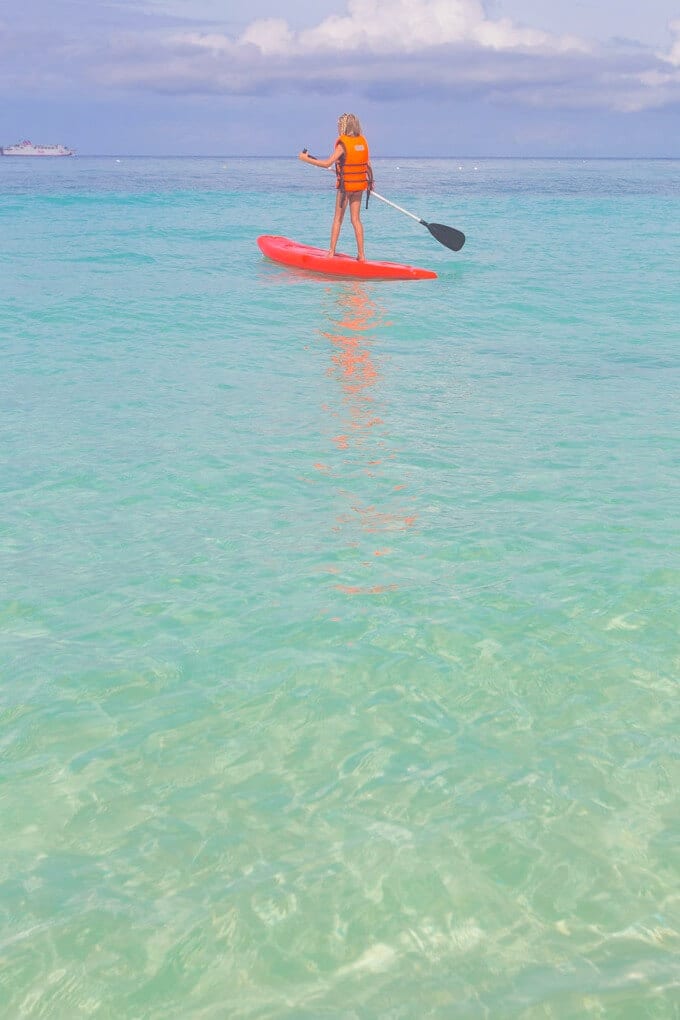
[370,191,466,253]
[302,150,465,252]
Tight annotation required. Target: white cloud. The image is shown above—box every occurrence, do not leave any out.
[241,0,589,56]
[239,20,296,56]
[660,18,680,65]
[2,0,680,115]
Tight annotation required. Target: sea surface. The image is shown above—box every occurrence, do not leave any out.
[1,156,679,1018]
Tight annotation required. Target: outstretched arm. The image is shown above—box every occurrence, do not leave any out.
[299,144,344,169]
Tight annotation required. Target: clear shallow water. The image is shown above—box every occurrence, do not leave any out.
[1,157,679,1018]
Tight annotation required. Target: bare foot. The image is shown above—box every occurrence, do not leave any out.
[327,250,336,258]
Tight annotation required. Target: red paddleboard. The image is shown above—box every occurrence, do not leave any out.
[257,235,437,281]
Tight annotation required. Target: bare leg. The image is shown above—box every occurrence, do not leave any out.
[328,192,347,256]
[348,193,365,260]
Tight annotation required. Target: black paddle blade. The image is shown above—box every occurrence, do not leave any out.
[426,221,465,252]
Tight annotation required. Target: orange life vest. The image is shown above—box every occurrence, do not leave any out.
[335,134,371,193]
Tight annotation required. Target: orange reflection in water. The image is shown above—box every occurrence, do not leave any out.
[316,282,418,596]
[321,284,383,458]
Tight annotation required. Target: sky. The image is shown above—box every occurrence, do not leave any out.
[1,0,679,156]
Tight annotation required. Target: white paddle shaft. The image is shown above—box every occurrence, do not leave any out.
[370,190,425,225]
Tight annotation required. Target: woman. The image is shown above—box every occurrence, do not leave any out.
[299,113,373,261]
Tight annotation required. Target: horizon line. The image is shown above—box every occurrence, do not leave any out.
[20,153,679,161]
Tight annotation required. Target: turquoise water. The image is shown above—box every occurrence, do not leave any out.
[1,156,679,1017]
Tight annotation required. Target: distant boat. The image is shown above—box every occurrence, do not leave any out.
[1,139,75,157]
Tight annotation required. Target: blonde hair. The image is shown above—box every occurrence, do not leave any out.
[337,113,362,136]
